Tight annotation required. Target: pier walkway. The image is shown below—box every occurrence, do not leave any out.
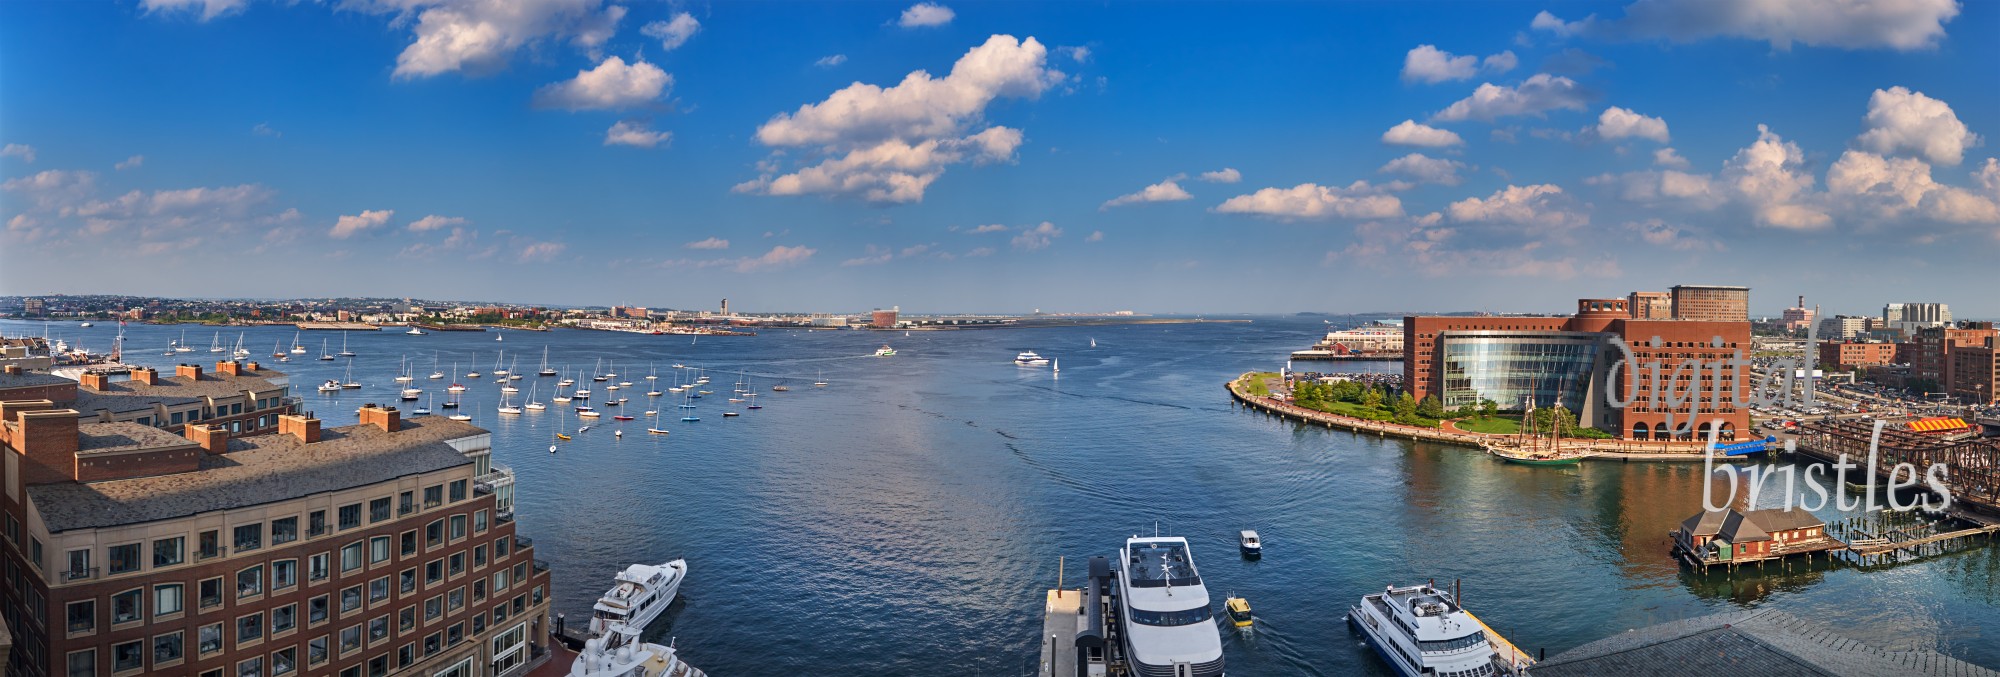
[1228,373,1741,463]
[1037,589,1081,677]
[1463,610,1535,673]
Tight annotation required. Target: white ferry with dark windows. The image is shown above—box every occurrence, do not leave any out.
[1116,536,1225,677]
[1348,583,1499,677]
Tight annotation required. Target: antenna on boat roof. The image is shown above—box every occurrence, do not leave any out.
[1153,519,1159,538]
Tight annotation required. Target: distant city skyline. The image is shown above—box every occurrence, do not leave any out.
[3,1,1997,315]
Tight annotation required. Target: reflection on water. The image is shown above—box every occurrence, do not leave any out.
[7,318,2000,675]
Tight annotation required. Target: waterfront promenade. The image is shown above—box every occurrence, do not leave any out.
[1228,373,1731,462]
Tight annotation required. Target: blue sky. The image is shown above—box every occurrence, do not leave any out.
[3,0,1996,316]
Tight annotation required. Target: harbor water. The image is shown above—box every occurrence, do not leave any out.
[13,318,2000,675]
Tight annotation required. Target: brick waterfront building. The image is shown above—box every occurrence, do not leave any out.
[1817,342,1899,371]
[1911,325,1999,396]
[1405,297,1752,441]
[0,401,551,677]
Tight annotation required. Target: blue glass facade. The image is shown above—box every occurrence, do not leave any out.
[1438,332,1601,411]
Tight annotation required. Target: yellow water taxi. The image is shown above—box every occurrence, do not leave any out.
[1225,597,1253,628]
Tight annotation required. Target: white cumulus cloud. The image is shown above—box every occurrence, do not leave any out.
[1596,106,1669,143]
[1432,73,1588,122]
[641,12,699,51]
[329,209,395,239]
[139,0,247,21]
[604,120,671,148]
[1401,45,1518,84]
[1102,176,1193,209]
[1381,120,1464,147]
[684,237,729,250]
[897,2,954,28]
[737,35,1061,203]
[1199,168,1241,183]
[1855,86,1979,166]
[1446,184,1589,229]
[1721,124,1829,230]
[1538,0,1960,51]
[815,54,848,68]
[735,245,815,272]
[1011,221,1062,250]
[1653,147,1690,168]
[1378,153,1468,186]
[407,215,467,232]
[1215,182,1405,221]
[376,0,629,79]
[534,56,671,111]
[116,155,146,170]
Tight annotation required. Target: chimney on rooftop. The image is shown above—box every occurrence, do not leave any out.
[175,364,203,380]
[245,361,260,372]
[5,404,81,484]
[2,364,19,376]
[216,361,241,376]
[129,367,158,385]
[78,372,109,390]
[278,414,321,444]
[358,403,401,433]
[184,423,229,453]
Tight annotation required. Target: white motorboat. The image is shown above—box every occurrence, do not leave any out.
[406,326,426,335]
[588,559,688,637]
[568,624,705,677]
[317,379,341,393]
[1350,583,1500,677]
[1015,351,1051,366]
[874,345,896,357]
[1116,536,1224,677]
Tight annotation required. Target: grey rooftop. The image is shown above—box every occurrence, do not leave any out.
[1532,608,1999,677]
[30,416,487,533]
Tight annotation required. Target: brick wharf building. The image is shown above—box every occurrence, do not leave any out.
[1668,284,1750,322]
[1949,336,2000,405]
[1404,297,1753,441]
[0,401,551,677]
[1911,324,1999,395]
[0,361,300,439]
[1816,341,1900,371]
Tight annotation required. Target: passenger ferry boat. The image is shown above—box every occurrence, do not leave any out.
[589,560,688,637]
[1116,536,1224,677]
[1015,351,1050,366]
[1348,583,1499,677]
[569,625,705,677]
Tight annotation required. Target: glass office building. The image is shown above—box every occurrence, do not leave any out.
[1437,332,1601,411]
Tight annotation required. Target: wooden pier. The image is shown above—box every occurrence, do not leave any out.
[1463,610,1535,674]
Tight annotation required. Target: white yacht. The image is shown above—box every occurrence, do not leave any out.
[406,326,426,335]
[589,560,687,637]
[1015,351,1050,366]
[569,625,705,677]
[1116,536,1224,677]
[1349,583,1498,677]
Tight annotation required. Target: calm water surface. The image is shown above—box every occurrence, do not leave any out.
[13,318,2000,675]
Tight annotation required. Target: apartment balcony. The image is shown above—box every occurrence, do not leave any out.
[474,462,515,495]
